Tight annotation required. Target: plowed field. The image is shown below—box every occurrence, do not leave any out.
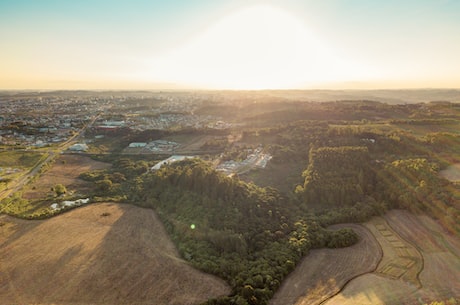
[324,210,460,305]
[270,224,382,305]
[271,210,460,305]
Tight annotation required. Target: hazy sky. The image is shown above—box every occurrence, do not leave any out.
[1,0,460,90]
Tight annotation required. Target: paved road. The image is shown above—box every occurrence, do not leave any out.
[0,152,55,201]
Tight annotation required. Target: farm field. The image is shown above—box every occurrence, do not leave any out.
[271,210,460,305]
[22,154,110,200]
[323,210,460,305]
[0,202,230,305]
[364,217,422,287]
[270,224,382,305]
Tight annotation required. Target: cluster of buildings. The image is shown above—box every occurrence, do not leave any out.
[0,93,112,147]
[130,114,230,131]
[149,149,273,176]
[217,148,272,175]
[126,140,180,154]
[0,91,237,148]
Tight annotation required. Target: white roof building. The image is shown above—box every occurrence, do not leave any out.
[128,142,147,148]
[151,155,194,171]
[69,143,89,151]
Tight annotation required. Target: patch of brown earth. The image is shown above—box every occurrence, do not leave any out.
[23,154,110,200]
[440,163,460,182]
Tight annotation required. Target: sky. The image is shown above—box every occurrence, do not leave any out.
[1,0,460,90]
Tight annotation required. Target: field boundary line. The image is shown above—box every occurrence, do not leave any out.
[381,215,425,289]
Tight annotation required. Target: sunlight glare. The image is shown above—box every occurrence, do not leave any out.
[147,5,370,89]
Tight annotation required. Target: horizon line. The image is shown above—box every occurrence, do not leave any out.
[2,87,460,92]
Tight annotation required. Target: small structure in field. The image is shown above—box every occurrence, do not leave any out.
[151,155,194,171]
[128,142,147,148]
[69,143,88,152]
[50,198,90,211]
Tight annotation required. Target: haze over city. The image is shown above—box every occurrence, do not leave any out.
[1,0,460,90]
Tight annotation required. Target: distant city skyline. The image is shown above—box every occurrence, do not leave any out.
[1,0,460,90]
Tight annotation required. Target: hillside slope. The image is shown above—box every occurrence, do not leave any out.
[0,203,230,305]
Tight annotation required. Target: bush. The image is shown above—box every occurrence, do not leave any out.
[326,228,359,248]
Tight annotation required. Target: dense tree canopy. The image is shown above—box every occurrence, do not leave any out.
[298,146,374,208]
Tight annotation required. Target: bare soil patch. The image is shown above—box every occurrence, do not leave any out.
[440,163,460,182]
[23,154,110,200]
[269,224,381,305]
[0,203,230,305]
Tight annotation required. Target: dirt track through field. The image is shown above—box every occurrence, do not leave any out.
[0,203,230,305]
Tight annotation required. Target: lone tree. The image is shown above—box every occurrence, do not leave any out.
[53,184,67,196]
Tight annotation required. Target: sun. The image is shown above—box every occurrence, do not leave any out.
[147,5,369,89]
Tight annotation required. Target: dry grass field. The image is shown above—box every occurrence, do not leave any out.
[0,202,230,305]
[269,224,382,305]
[22,154,110,200]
